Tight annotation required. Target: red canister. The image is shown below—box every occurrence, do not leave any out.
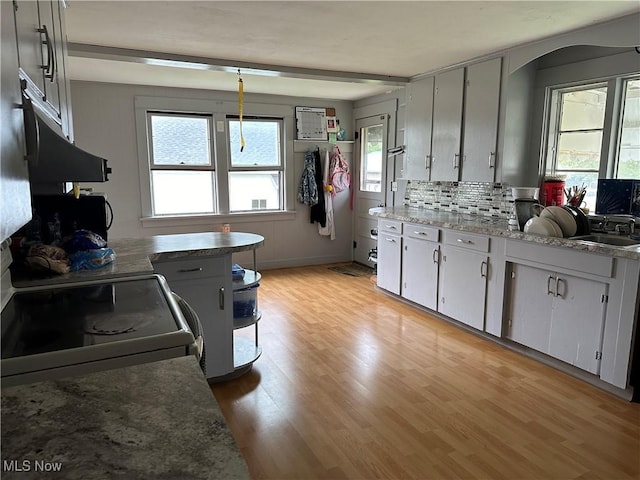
[542,179,565,206]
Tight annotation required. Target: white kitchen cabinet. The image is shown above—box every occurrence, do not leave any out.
[1,0,31,243]
[461,58,502,182]
[153,255,234,379]
[13,0,73,139]
[506,262,607,374]
[431,68,464,181]
[403,77,434,180]
[401,224,439,310]
[506,263,555,352]
[439,243,488,330]
[377,220,402,295]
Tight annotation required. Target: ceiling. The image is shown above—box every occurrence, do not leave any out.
[65,1,640,101]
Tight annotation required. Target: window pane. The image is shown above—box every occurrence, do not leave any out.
[560,87,607,131]
[560,171,599,213]
[151,115,211,166]
[360,124,383,192]
[617,79,640,179]
[228,171,281,211]
[229,120,281,167]
[557,131,603,170]
[151,171,214,215]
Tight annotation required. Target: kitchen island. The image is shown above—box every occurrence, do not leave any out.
[1,355,249,479]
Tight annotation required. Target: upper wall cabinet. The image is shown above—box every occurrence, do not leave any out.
[431,68,464,182]
[461,58,502,182]
[403,77,434,180]
[14,0,73,140]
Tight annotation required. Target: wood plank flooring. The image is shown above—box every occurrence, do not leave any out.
[211,264,640,480]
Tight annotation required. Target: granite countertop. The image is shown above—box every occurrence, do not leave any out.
[370,206,640,261]
[1,356,249,480]
[12,232,265,287]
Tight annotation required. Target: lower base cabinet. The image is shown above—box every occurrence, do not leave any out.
[506,263,607,374]
[402,231,439,310]
[377,230,402,295]
[439,244,488,330]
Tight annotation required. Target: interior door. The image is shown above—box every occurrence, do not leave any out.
[353,115,388,266]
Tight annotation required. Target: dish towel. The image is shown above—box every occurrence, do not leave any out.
[318,149,335,239]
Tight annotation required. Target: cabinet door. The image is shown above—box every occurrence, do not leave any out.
[377,231,402,295]
[404,77,434,180]
[431,68,464,181]
[402,237,438,310]
[506,263,554,352]
[1,0,32,242]
[461,58,501,182]
[14,0,46,97]
[438,245,487,330]
[549,275,606,374]
[38,0,63,122]
[153,256,234,379]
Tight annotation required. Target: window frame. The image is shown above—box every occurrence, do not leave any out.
[226,116,285,213]
[134,96,296,227]
[612,76,640,179]
[543,73,640,210]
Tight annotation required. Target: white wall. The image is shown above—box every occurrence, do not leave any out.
[70,81,354,269]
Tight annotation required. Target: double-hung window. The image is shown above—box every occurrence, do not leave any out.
[545,75,640,212]
[227,117,284,212]
[546,83,607,210]
[148,112,215,215]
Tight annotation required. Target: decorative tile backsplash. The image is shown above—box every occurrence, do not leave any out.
[404,181,514,218]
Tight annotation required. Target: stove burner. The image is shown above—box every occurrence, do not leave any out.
[85,313,151,335]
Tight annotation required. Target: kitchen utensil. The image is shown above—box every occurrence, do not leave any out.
[514,199,544,231]
[540,206,577,237]
[523,216,563,237]
[562,205,591,236]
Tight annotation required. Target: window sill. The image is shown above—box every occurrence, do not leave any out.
[141,211,296,228]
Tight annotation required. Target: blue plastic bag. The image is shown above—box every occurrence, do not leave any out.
[69,248,115,271]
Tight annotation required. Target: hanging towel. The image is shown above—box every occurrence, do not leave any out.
[318,149,335,240]
[297,150,318,206]
[309,149,326,227]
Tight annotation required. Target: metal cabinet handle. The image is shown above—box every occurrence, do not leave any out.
[489,152,496,169]
[453,154,461,169]
[425,155,432,171]
[21,95,39,162]
[386,238,396,243]
[385,224,397,230]
[177,267,203,273]
[219,287,225,310]
[456,238,473,244]
[38,25,55,82]
[556,277,564,299]
[480,261,488,278]
[547,275,555,296]
[432,248,439,264]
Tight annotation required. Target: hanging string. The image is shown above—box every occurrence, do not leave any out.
[237,69,245,152]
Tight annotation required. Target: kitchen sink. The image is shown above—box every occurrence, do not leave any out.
[570,234,640,247]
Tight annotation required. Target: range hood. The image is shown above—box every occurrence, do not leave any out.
[26,108,111,184]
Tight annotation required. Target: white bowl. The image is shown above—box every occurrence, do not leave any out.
[523,216,563,237]
[511,187,539,200]
[540,206,577,237]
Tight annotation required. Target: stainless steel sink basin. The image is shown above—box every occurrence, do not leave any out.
[570,234,640,246]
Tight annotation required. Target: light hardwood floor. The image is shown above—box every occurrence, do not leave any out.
[211,264,640,480]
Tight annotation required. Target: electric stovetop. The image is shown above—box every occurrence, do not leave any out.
[1,274,196,386]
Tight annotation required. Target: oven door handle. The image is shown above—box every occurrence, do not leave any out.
[171,292,205,375]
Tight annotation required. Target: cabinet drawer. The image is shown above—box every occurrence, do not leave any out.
[153,256,226,281]
[378,219,403,234]
[404,223,439,242]
[443,230,489,252]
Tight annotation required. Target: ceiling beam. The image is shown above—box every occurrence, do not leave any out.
[67,43,410,86]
